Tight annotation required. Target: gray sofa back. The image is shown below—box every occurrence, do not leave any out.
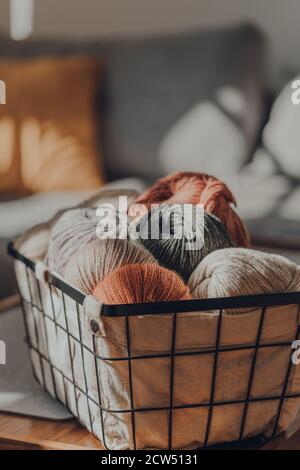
[0,23,265,181]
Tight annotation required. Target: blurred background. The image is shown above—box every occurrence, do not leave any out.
[0,0,300,298]
[0,0,299,85]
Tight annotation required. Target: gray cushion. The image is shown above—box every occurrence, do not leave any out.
[0,23,265,181]
[104,23,265,180]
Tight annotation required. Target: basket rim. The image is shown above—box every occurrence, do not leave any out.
[8,240,300,317]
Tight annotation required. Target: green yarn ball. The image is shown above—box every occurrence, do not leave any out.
[134,204,233,281]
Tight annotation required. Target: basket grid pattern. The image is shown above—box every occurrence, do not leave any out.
[9,243,300,450]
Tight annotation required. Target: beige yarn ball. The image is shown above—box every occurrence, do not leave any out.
[188,248,300,313]
[64,238,157,294]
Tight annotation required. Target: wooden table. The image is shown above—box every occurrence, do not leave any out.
[0,412,102,450]
[1,410,300,450]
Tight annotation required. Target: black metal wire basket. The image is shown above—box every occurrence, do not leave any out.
[8,241,300,450]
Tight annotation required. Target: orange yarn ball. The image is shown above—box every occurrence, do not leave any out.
[129,172,250,247]
[93,263,191,304]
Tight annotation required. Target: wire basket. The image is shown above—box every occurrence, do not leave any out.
[8,241,300,450]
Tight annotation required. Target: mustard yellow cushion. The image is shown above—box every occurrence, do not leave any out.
[0,56,104,193]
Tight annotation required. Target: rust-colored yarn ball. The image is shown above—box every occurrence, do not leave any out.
[129,172,250,247]
[93,263,192,304]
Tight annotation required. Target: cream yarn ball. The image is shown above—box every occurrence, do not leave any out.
[64,238,157,293]
[188,248,300,312]
[47,208,100,274]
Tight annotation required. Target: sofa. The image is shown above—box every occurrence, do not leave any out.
[0,22,299,299]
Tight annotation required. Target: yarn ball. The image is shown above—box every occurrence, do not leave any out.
[188,248,300,313]
[47,208,99,274]
[64,238,157,293]
[93,263,192,304]
[129,171,250,247]
[132,205,233,281]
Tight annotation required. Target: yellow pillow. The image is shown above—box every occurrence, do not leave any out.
[0,56,104,193]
